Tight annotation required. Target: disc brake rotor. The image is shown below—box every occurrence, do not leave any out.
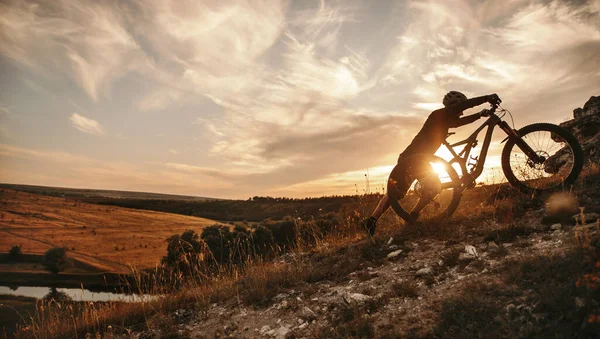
[526,151,549,170]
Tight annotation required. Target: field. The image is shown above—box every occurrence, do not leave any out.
[0,184,216,201]
[0,189,222,274]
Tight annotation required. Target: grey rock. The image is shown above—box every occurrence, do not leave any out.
[259,325,271,335]
[464,244,478,257]
[345,293,371,303]
[487,242,499,251]
[300,306,317,321]
[458,253,476,262]
[415,267,433,277]
[550,223,562,231]
[273,326,290,339]
[272,293,288,301]
[387,249,403,259]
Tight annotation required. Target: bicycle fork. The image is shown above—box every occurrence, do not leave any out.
[499,121,545,164]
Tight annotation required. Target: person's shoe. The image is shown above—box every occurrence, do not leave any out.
[362,217,377,236]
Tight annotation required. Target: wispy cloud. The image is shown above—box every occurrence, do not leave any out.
[69,113,103,136]
[0,0,143,101]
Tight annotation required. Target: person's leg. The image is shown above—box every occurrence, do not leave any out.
[362,195,389,236]
[363,164,411,235]
[370,194,390,219]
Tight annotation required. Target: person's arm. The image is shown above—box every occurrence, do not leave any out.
[446,94,500,127]
[449,113,482,128]
[445,95,490,115]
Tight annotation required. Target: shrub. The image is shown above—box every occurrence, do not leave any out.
[42,247,69,274]
[8,245,24,262]
[201,225,234,265]
[201,224,253,265]
[251,225,275,256]
[261,217,297,248]
[162,230,206,276]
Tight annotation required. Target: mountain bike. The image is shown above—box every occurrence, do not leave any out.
[387,103,584,223]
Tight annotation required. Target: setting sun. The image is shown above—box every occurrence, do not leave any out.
[1,1,598,337]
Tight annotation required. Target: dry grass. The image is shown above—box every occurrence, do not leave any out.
[0,189,221,273]
[8,225,366,337]
[391,280,419,298]
[8,168,600,338]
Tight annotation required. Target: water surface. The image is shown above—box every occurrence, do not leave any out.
[0,286,155,302]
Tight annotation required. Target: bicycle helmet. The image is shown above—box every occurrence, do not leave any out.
[443,91,468,107]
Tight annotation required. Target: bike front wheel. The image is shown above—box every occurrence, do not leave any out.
[501,123,583,194]
[387,154,463,223]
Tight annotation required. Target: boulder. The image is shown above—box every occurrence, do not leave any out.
[547,95,600,170]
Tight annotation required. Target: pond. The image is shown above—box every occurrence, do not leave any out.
[0,286,157,302]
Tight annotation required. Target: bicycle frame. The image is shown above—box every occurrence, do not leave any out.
[440,106,542,188]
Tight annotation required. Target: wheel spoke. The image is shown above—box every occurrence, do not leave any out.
[504,125,579,191]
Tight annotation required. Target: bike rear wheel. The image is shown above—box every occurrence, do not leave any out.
[387,154,463,223]
[501,123,583,194]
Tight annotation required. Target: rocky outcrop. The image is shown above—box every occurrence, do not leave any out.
[550,96,600,168]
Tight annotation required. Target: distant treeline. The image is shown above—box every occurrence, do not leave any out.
[77,194,382,222]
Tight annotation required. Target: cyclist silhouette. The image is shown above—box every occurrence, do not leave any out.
[363,91,502,235]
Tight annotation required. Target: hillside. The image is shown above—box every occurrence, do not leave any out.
[0,189,221,274]
[125,171,600,338]
[10,170,600,338]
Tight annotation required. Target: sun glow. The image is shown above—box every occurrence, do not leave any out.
[430,162,447,177]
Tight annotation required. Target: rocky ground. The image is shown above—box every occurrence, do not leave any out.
[129,204,599,338]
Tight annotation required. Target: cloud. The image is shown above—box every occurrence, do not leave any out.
[378,0,600,120]
[69,113,104,136]
[0,0,144,101]
[136,89,183,112]
[0,144,236,197]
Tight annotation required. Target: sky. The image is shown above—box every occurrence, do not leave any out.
[0,0,599,199]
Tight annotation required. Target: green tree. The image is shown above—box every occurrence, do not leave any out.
[162,230,205,275]
[42,247,69,274]
[251,225,274,256]
[201,225,234,265]
[201,224,253,265]
[261,217,297,248]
